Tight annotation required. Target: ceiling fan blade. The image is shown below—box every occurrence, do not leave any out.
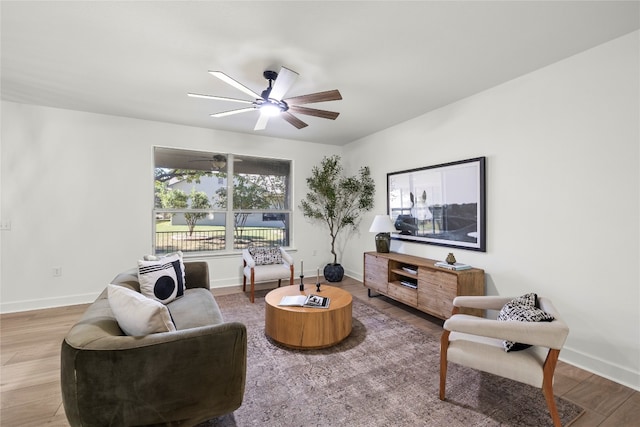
[281,112,308,129]
[209,71,262,99]
[288,105,340,120]
[254,112,270,131]
[284,89,342,105]
[188,93,253,104]
[269,67,299,100]
[210,107,256,118]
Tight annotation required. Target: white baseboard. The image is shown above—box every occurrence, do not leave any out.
[560,346,640,391]
[0,278,242,314]
[343,268,362,282]
[0,292,98,313]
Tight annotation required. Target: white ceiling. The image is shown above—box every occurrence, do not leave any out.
[2,1,639,146]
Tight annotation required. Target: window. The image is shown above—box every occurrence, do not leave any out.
[153,147,291,255]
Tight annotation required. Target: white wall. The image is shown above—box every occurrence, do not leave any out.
[1,31,638,391]
[0,103,338,312]
[342,31,639,390]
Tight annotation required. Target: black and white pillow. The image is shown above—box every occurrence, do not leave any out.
[138,252,185,304]
[498,293,554,352]
[143,251,186,286]
[249,246,283,266]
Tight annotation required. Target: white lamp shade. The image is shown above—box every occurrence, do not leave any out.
[369,215,396,233]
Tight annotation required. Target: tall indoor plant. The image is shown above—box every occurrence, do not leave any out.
[299,155,375,281]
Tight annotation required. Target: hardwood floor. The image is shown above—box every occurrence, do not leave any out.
[1,277,638,426]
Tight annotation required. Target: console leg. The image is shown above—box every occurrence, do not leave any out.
[367,288,382,298]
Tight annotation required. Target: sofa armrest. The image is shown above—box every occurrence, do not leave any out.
[184,261,210,289]
[61,321,247,426]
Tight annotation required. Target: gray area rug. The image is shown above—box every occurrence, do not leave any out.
[199,290,583,427]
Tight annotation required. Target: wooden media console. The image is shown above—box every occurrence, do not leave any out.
[363,251,485,319]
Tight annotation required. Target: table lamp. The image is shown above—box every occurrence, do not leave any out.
[369,215,396,253]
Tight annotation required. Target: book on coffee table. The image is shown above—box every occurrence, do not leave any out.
[279,294,331,308]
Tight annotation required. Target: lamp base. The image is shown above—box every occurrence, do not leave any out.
[375,233,391,253]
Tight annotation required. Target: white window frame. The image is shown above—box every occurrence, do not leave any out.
[153,147,292,255]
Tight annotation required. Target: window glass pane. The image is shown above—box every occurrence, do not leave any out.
[232,155,290,210]
[155,210,226,254]
[153,148,291,254]
[155,147,228,208]
[234,213,290,250]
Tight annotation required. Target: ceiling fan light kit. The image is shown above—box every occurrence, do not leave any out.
[188,66,342,131]
[260,102,285,117]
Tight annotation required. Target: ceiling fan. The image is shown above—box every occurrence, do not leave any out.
[187,154,245,172]
[188,66,342,130]
[187,154,229,170]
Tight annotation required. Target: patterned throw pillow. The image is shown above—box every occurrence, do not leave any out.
[138,252,185,304]
[143,251,186,287]
[498,293,555,352]
[249,246,283,266]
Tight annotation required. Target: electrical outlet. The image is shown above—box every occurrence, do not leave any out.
[52,267,62,277]
[312,249,317,256]
[0,220,11,231]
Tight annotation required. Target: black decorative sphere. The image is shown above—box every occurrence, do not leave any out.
[323,263,344,282]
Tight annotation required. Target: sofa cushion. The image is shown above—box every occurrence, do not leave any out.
[248,246,282,266]
[498,293,554,352]
[107,284,176,336]
[167,288,224,330]
[138,252,185,304]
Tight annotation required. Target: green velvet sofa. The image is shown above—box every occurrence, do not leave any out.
[61,262,247,426]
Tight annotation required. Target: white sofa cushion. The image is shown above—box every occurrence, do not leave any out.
[244,263,292,282]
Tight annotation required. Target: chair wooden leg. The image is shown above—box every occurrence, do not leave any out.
[439,330,451,400]
[277,279,282,288]
[542,349,562,427]
[242,260,247,292]
[289,265,294,285]
[250,270,255,303]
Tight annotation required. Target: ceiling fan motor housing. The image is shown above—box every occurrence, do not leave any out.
[263,70,278,81]
[258,70,288,112]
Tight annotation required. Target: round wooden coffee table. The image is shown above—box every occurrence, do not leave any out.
[264,284,352,349]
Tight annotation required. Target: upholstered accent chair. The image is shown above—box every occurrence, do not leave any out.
[440,296,569,427]
[242,246,294,303]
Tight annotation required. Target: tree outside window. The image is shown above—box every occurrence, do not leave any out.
[214,173,286,243]
[153,147,291,254]
[159,187,212,236]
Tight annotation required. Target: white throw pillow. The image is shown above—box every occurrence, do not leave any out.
[138,252,185,304]
[107,284,176,336]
